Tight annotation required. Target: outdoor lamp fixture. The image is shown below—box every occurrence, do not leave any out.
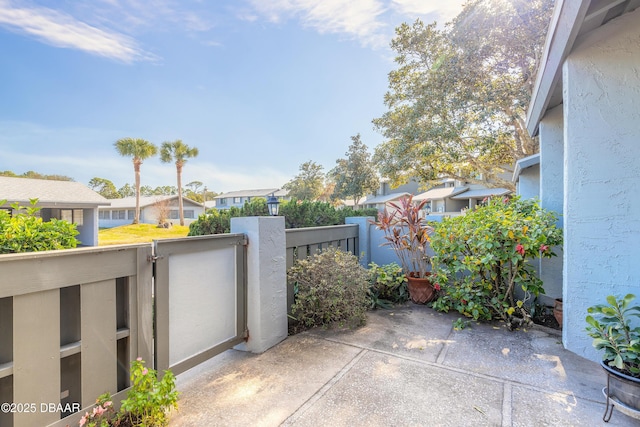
[266,194,280,216]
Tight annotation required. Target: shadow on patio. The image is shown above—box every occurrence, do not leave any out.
[169,304,638,426]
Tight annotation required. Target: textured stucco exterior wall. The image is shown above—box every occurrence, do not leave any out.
[538,105,564,305]
[562,8,640,361]
[231,216,288,353]
[540,105,564,225]
[516,164,540,200]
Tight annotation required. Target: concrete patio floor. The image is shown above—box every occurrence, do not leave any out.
[169,304,639,426]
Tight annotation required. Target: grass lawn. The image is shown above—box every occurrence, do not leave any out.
[99,224,190,246]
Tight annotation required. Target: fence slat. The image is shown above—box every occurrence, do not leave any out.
[13,290,60,427]
[81,280,117,407]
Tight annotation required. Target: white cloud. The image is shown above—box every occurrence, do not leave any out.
[391,0,466,23]
[249,0,388,48]
[0,0,155,62]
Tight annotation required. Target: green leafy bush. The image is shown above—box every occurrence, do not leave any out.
[288,247,370,332]
[368,262,408,308]
[0,199,79,254]
[430,196,562,328]
[79,358,178,427]
[189,198,377,235]
[119,358,178,427]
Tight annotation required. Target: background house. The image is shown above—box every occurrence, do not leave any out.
[526,0,640,361]
[0,176,108,246]
[98,195,204,228]
[209,189,289,210]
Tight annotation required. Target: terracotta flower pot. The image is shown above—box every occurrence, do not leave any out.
[406,274,437,304]
[553,298,563,328]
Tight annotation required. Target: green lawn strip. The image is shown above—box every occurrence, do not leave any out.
[99,224,190,245]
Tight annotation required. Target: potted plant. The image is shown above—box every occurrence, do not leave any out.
[372,195,438,304]
[585,294,640,421]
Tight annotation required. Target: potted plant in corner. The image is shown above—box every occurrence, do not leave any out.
[586,294,640,421]
[372,195,438,304]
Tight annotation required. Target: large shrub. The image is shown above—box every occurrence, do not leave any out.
[368,262,409,309]
[0,199,79,253]
[189,198,377,235]
[288,247,370,332]
[430,196,562,328]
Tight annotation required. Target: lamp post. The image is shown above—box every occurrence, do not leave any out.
[266,193,280,216]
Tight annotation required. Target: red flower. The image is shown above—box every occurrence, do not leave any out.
[539,244,549,252]
[433,283,441,291]
[503,197,509,204]
[516,244,525,256]
[461,299,467,305]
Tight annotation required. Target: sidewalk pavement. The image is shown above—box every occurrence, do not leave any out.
[169,304,640,427]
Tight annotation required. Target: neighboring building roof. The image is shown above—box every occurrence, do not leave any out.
[414,186,469,201]
[0,176,109,208]
[450,188,511,200]
[102,195,201,209]
[213,188,288,199]
[526,0,640,135]
[512,153,541,182]
[363,192,411,205]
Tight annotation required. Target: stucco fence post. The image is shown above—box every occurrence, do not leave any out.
[231,216,288,353]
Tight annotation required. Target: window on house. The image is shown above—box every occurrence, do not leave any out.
[127,210,135,219]
[184,210,194,219]
[113,210,126,220]
[73,209,83,226]
[219,198,227,205]
[99,211,110,220]
[170,210,179,219]
[60,209,73,223]
[233,197,241,204]
[59,209,84,225]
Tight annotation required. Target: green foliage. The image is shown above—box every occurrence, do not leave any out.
[0,199,79,254]
[160,140,199,226]
[329,134,379,206]
[283,161,325,200]
[140,185,178,196]
[88,177,120,199]
[288,248,370,332]
[118,183,136,198]
[188,198,377,235]
[368,262,408,309]
[79,393,114,427]
[187,199,267,236]
[373,0,553,189]
[79,359,178,427]
[1,170,74,181]
[586,294,640,377]
[119,358,178,427]
[429,196,562,328]
[280,199,376,229]
[114,137,158,224]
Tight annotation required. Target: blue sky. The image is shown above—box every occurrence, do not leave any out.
[0,0,464,192]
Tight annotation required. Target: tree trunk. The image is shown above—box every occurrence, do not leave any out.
[177,163,184,226]
[133,159,141,224]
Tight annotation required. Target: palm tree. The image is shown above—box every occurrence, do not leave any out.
[114,138,158,224]
[160,140,199,226]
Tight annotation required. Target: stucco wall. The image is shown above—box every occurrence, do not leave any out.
[516,164,540,200]
[538,105,564,305]
[562,8,640,361]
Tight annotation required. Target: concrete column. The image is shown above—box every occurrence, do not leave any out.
[538,105,564,306]
[562,8,640,361]
[345,216,374,267]
[231,216,288,353]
